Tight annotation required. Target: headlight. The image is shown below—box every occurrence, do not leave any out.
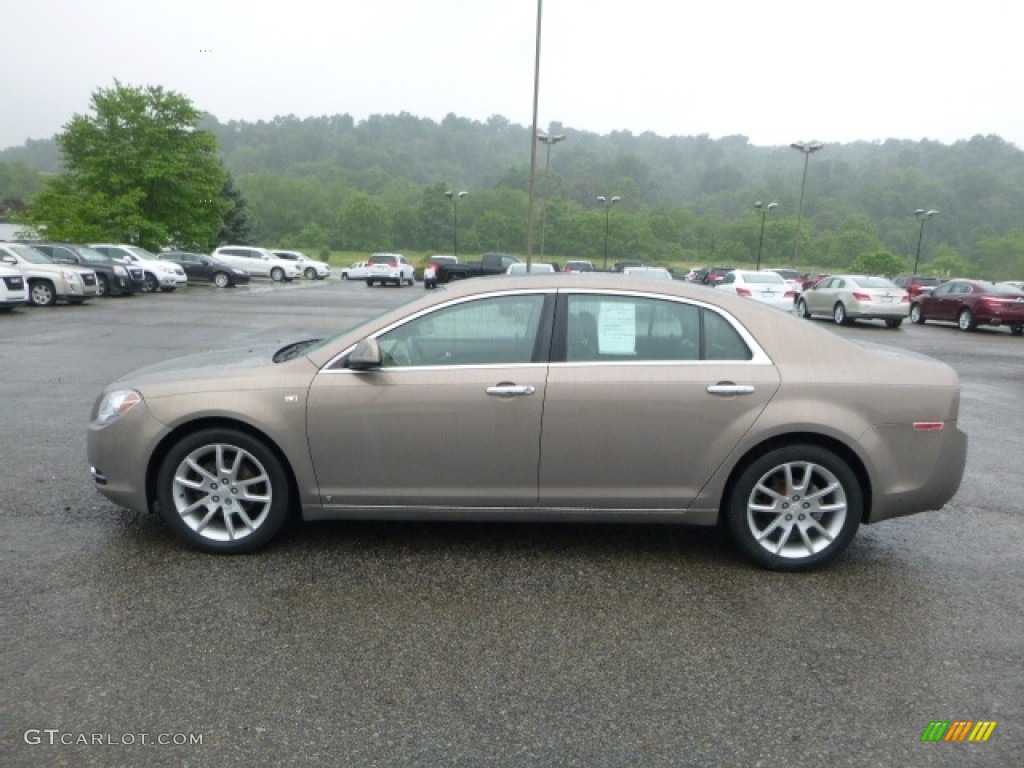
[63,271,80,283]
[95,389,142,427]
[113,265,127,276]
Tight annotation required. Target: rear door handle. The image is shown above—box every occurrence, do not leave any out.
[707,383,755,396]
[486,384,537,397]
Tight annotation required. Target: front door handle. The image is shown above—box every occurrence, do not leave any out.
[486,384,537,398]
[707,383,755,396]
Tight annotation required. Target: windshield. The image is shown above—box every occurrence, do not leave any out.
[77,246,115,262]
[297,288,437,358]
[126,246,158,261]
[6,244,54,264]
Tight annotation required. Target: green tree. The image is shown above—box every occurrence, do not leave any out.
[849,249,907,276]
[20,82,229,250]
[215,172,254,246]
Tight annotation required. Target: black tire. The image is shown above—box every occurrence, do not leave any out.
[910,303,926,324]
[213,272,231,288]
[142,273,159,293]
[156,428,291,554]
[270,267,285,282]
[341,273,349,280]
[833,302,850,326]
[884,318,903,329]
[304,267,317,280]
[29,279,57,307]
[366,280,375,287]
[160,286,176,292]
[95,274,109,297]
[797,298,811,319]
[957,308,977,332]
[726,444,863,571]
[1011,325,1023,336]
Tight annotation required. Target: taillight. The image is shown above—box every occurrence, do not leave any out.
[852,292,872,302]
[901,295,909,303]
[736,287,752,297]
[784,290,795,298]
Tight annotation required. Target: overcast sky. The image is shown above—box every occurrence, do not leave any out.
[3,0,1021,152]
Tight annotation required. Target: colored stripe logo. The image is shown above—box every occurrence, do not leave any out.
[921,721,997,742]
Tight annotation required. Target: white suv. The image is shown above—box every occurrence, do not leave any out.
[0,242,99,306]
[272,250,331,280]
[366,253,415,287]
[90,244,187,292]
[212,246,302,281]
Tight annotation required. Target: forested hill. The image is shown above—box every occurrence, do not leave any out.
[3,112,1024,277]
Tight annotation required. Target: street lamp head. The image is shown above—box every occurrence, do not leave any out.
[611,196,621,204]
[596,195,606,203]
[459,191,469,199]
[537,132,567,145]
[791,141,825,154]
[915,208,939,220]
[767,202,778,211]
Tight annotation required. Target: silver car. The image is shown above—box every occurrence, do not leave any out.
[87,274,967,571]
[797,274,910,328]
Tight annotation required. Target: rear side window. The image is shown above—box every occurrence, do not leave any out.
[564,295,751,362]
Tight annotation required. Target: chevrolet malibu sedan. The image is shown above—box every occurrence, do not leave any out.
[87,274,967,571]
[797,275,909,328]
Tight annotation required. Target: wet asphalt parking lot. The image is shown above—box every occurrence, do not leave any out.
[1,277,1021,767]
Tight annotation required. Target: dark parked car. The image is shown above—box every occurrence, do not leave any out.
[26,242,138,296]
[159,251,251,287]
[910,278,1024,334]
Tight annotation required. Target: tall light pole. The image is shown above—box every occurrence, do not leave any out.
[537,131,566,259]
[913,209,939,275]
[597,195,621,270]
[445,190,468,257]
[754,201,777,271]
[790,141,824,267]
[525,0,544,270]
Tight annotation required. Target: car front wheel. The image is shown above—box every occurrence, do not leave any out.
[726,444,862,571]
[1011,324,1023,336]
[29,280,57,307]
[213,272,231,288]
[910,303,926,324]
[304,267,317,280]
[270,267,285,282]
[142,273,159,293]
[958,308,977,331]
[833,302,850,326]
[156,428,291,554]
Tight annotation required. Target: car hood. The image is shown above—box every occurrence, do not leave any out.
[106,343,318,398]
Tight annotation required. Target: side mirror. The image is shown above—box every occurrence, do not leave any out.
[0,255,15,265]
[348,338,382,370]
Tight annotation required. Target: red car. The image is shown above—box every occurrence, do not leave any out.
[894,275,943,300]
[910,279,1024,334]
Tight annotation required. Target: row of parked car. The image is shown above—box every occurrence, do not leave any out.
[0,242,333,309]
[698,265,1024,335]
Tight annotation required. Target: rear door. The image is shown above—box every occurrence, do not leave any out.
[539,291,780,509]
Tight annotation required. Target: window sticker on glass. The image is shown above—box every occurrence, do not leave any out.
[598,302,636,354]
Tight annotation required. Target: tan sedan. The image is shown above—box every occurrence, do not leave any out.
[797,274,910,328]
[87,274,967,571]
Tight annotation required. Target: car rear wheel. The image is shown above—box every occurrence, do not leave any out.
[726,444,862,571]
[142,273,159,293]
[156,428,291,554]
[29,280,57,307]
[833,302,850,325]
[910,303,925,324]
[213,272,231,288]
[884,318,903,328]
[270,267,285,282]
[958,308,977,331]
[797,298,811,319]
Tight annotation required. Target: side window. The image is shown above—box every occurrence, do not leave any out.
[703,310,753,361]
[933,283,952,296]
[375,294,546,367]
[564,295,751,362]
[566,295,701,362]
